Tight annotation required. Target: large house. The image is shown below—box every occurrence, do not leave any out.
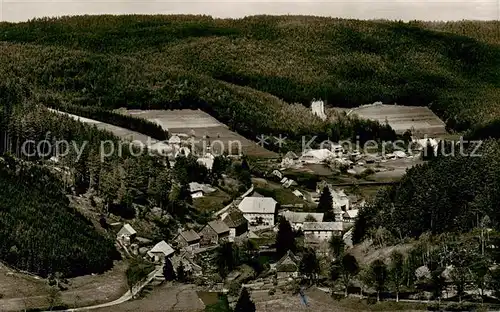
[279,211,324,231]
[174,230,201,251]
[238,197,278,229]
[299,149,334,164]
[221,208,248,240]
[198,220,230,246]
[303,222,343,244]
[147,240,175,263]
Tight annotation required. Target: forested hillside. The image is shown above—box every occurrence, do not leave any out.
[0,97,252,276]
[353,140,500,244]
[1,15,500,138]
[0,156,120,277]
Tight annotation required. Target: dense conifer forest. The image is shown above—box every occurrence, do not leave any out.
[353,140,500,244]
[2,15,500,141]
[0,156,120,277]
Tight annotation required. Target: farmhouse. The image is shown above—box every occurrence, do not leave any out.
[221,207,249,240]
[117,223,137,245]
[275,250,300,279]
[199,220,230,246]
[147,240,175,263]
[189,182,216,199]
[174,230,201,251]
[303,222,343,244]
[299,149,333,164]
[280,211,324,230]
[238,197,278,229]
[343,209,359,223]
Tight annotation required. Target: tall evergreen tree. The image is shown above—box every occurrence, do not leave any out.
[276,218,296,258]
[163,258,176,281]
[317,186,334,221]
[234,287,256,312]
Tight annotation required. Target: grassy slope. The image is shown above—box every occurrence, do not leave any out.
[1,15,499,132]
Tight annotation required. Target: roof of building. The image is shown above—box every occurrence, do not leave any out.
[238,197,278,214]
[117,224,136,236]
[284,151,299,159]
[300,149,333,160]
[292,190,303,197]
[280,211,324,223]
[179,230,201,243]
[222,208,248,228]
[302,222,343,232]
[275,250,299,272]
[208,220,230,234]
[189,182,216,194]
[148,240,175,257]
[343,209,359,219]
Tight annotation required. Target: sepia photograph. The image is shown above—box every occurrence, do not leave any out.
[0,1,499,311]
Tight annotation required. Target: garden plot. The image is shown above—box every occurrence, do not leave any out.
[122,109,277,158]
[340,104,447,137]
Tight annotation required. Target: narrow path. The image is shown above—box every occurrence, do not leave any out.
[45,266,162,312]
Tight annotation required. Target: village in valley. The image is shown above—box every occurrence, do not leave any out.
[4,14,500,312]
[66,100,450,311]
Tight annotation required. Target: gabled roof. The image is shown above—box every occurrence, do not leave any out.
[302,222,343,232]
[208,220,230,235]
[178,230,201,243]
[276,250,299,272]
[300,149,333,160]
[148,240,175,257]
[189,182,216,194]
[222,208,248,228]
[280,211,324,224]
[343,209,359,219]
[238,197,277,214]
[117,223,136,237]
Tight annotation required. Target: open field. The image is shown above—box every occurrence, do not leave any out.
[0,261,128,311]
[93,284,205,312]
[123,109,277,158]
[344,104,447,138]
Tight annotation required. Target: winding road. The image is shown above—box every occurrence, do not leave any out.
[45,266,162,312]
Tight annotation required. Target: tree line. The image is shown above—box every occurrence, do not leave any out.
[1,15,499,132]
[353,139,500,243]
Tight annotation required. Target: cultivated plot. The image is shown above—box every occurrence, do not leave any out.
[122,109,277,158]
[341,104,447,137]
